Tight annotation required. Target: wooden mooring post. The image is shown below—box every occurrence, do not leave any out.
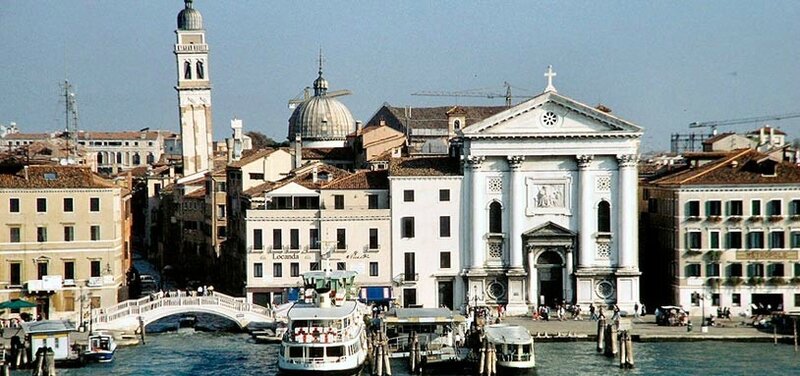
[596,318,606,353]
[139,316,146,345]
[794,317,798,352]
[618,330,635,369]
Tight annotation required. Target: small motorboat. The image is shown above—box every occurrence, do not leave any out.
[484,324,535,373]
[253,322,288,344]
[85,331,117,363]
[178,314,197,333]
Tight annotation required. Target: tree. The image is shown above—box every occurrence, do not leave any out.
[246,131,280,149]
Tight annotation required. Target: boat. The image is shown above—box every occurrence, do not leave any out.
[384,307,470,367]
[483,324,535,374]
[85,331,117,363]
[277,270,368,375]
[178,314,197,333]
[253,322,288,344]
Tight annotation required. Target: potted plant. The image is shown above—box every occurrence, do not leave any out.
[727,276,744,286]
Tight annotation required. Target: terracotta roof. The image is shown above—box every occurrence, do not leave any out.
[185,187,206,198]
[244,181,276,196]
[389,156,461,177]
[77,131,166,141]
[0,164,117,189]
[228,148,282,168]
[247,164,350,196]
[748,126,786,136]
[2,133,50,140]
[650,149,800,186]
[302,147,354,161]
[323,170,388,190]
[701,132,735,145]
[366,105,507,132]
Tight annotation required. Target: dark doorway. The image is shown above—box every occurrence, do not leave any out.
[537,250,564,307]
[438,281,454,309]
[403,288,417,308]
[36,296,50,320]
[751,293,783,312]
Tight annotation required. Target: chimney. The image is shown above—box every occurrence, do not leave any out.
[759,127,766,144]
[226,138,235,163]
[23,165,29,180]
[312,166,318,183]
[356,120,363,134]
[769,125,775,145]
[294,133,302,169]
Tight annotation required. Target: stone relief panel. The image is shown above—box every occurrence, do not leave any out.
[525,177,572,216]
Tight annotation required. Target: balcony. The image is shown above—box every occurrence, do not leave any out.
[727,215,743,223]
[26,275,63,293]
[393,273,418,286]
[768,215,784,223]
[706,215,722,223]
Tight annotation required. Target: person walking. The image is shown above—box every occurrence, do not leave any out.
[589,303,597,320]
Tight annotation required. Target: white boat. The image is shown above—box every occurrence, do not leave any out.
[85,331,117,363]
[277,271,368,375]
[484,324,535,373]
[177,314,197,333]
[384,308,470,366]
[253,322,288,344]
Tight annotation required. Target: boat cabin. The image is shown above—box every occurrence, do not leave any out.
[21,320,77,361]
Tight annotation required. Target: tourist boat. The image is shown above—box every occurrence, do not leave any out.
[84,331,117,363]
[178,314,197,333]
[484,324,535,373]
[277,270,368,375]
[384,307,470,366]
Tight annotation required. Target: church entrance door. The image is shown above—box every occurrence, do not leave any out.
[537,250,564,307]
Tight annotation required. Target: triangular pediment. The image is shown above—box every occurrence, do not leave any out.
[523,221,576,238]
[461,91,642,137]
[266,182,318,197]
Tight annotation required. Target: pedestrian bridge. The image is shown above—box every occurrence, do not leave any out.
[90,292,273,332]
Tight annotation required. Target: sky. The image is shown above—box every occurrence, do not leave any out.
[2,1,800,152]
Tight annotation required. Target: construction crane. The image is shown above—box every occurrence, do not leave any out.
[689,112,800,134]
[59,80,80,163]
[287,87,352,109]
[412,82,532,107]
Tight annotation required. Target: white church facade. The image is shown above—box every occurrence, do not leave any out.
[460,68,643,314]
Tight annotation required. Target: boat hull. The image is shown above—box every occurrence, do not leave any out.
[277,362,363,376]
[84,351,115,363]
[497,360,536,375]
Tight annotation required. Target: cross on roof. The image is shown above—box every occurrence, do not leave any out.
[544,65,557,93]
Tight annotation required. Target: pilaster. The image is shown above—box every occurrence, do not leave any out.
[577,154,594,268]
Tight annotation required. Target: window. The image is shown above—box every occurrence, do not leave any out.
[597,201,611,232]
[90,197,100,212]
[711,293,720,307]
[196,61,204,79]
[747,231,764,249]
[770,231,785,249]
[90,260,101,278]
[309,229,320,249]
[310,262,320,271]
[792,232,800,248]
[217,205,226,218]
[368,194,379,209]
[290,229,299,250]
[648,198,658,213]
[791,200,800,216]
[249,173,264,180]
[768,200,782,216]
[252,263,263,278]
[439,216,451,237]
[9,263,20,285]
[686,264,701,277]
[768,263,785,277]
[37,227,47,242]
[337,262,346,271]
[707,263,720,277]
[63,198,73,212]
[9,227,20,243]
[272,229,282,250]
[217,226,226,238]
[334,195,344,210]
[404,253,416,281]
[290,262,300,277]
[729,263,743,277]
[795,263,800,277]
[369,262,379,277]
[687,232,701,250]
[403,190,414,202]
[253,229,263,250]
[37,262,48,279]
[489,202,502,233]
[401,217,415,238]
[439,189,450,202]
[64,226,74,242]
[728,200,743,216]
[273,263,282,278]
[90,225,100,241]
[36,198,47,213]
[369,228,379,249]
[749,263,765,277]
[9,198,19,213]
[709,231,720,249]
[336,229,346,249]
[752,200,762,216]
[64,261,75,280]
[184,60,192,79]
[691,293,700,306]
[707,200,722,216]
[727,231,742,249]
[732,293,741,306]
[440,252,451,269]
[687,201,700,217]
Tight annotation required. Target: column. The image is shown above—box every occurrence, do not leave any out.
[467,155,486,269]
[564,246,574,302]
[527,249,537,304]
[577,155,594,268]
[617,154,638,269]
[508,156,525,269]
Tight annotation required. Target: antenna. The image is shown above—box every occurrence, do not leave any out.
[60,80,80,162]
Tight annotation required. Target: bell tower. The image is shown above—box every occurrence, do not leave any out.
[175,0,212,176]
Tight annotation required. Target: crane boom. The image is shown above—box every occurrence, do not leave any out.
[689,112,800,128]
[412,82,530,107]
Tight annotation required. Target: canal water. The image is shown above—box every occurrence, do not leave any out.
[25,313,800,376]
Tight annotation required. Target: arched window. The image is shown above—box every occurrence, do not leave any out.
[489,201,502,233]
[146,153,155,164]
[453,119,461,130]
[116,152,122,164]
[598,200,611,232]
[132,153,141,165]
[184,61,192,79]
[97,153,104,165]
[196,61,204,79]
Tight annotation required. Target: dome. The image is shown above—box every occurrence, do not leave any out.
[288,66,355,143]
[177,0,203,30]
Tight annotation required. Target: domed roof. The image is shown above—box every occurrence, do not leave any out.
[177,0,203,30]
[288,64,355,142]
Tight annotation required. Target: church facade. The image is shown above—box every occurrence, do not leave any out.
[460,70,643,314]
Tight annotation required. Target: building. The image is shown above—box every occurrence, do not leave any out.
[389,156,464,309]
[460,69,643,314]
[175,0,213,176]
[244,164,392,306]
[0,165,130,320]
[640,149,800,315]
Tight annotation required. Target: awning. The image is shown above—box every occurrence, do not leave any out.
[287,288,300,302]
[360,286,391,302]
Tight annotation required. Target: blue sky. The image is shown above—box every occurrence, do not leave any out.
[2,1,799,151]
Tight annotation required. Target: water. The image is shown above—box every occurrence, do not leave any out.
[27,322,800,376]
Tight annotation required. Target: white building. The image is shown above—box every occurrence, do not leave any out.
[460,68,643,314]
[389,156,464,309]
